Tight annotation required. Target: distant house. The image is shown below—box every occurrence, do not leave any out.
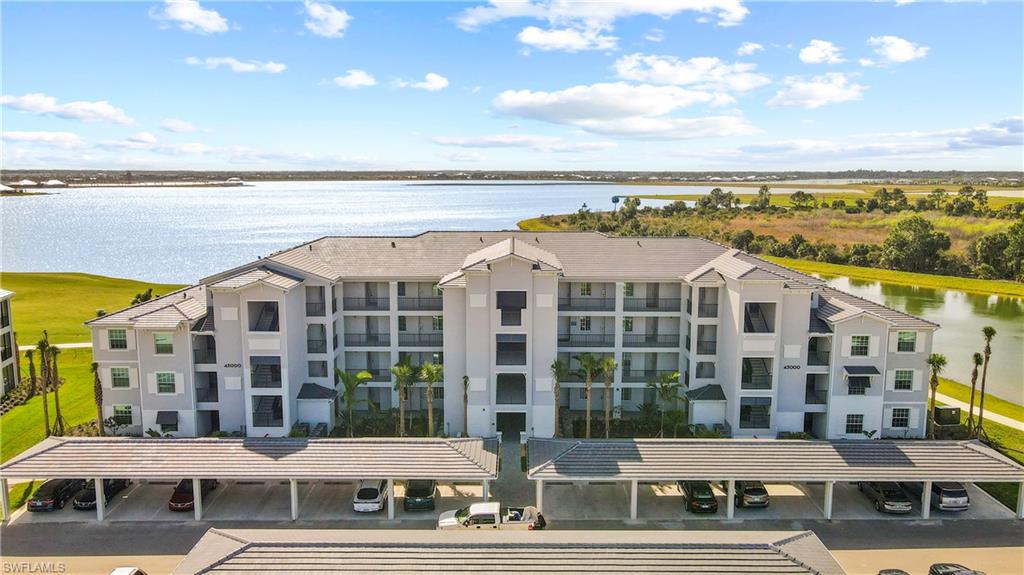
[9,179,38,188]
[43,179,68,187]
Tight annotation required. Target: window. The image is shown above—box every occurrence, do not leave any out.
[578,388,586,400]
[434,387,444,400]
[496,374,527,404]
[432,351,444,364]
[432,283,442,297]
[741,358,772,389]
[891,408,910,428]
[153,333,174,355]
[308,361,329,378]
[497,291,526,326]
[622,317,634,332]
[113,405,133,426]
[850,335,870,357]
[579,317,591,331]
[398,316,407,331]
[496,334,527,365]
[247,301,279,332]
[579,282,591,296]
[156,372,176,394]
[397,282,406,296]
[161,422,179,433]
[848,376,869,395]
[469,515,496,526]
[695,362,716,379]
[623,283,634,297]
[252,395,284,427]
[894,369,913,391]
[739,397,771,429]
[250,356,283,388]
[743,302,776,333]
[897,331,917,353]
[622,387,632,401]
[501,308,522,326]
[108,329,128,350]
[111,367,130,388]
[432,316,443,331]
[845,414,864,434]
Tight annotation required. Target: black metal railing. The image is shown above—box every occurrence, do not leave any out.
[193,348,217,364]
[623,298,681,312]
[343,297,390,311]
[251,369,282,388]
[695,340,717,355]
[496,352,527,366]
[397,296,443,311]
[307,339,328,354]
[306,301,326,316]
[196,387,219,403]
[344,333,390,346]
[621,369,677,383]
[346,368,391,382]
[741,376,772,390]
[808,349,830,366]
[622,334,680,348]
[398,332,443,346]
[697,303,719,318]
[805,390,827,404]
[557,333,615,347]
[557,298,615,311]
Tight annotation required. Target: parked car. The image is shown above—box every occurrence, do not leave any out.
[73,479,131,510]
[353,479,388,513]
[678,480,718,514]
[437,502,545,530]
[168,479,218,512]
[734,481,770,508]
[877,570,909,575]
[108,569,148,575]
[403,480,438,511]
[900,481,970,512]
[929,564,985,575]
[27,479,86,512]
[858,481,913,514]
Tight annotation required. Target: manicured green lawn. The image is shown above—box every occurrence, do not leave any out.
[6,480,40,511]
[938,377,1023,421]
[0,272,185,344]
[971,417,1024,512]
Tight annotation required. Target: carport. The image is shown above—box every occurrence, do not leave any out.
[0,436,497,522]
[527,438,1024,521]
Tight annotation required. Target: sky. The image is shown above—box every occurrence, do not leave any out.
[2,0,1022,171]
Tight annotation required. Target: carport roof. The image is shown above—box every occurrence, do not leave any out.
[172,529,846,575]
[0,437,499,481]
[527,438,1024,482]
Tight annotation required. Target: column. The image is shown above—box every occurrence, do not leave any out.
[629,479,638,520]
[290,479,299,521]
[387,479,395,520]
[726,480,735,519]
[95,478,106,522]
[921,480,932,520]
[823,481,834,521]
[482,479,490,502]
[1,478,9,521]
[1016,482,1023,520]
[535,480,544,513]
[193,478,203,521]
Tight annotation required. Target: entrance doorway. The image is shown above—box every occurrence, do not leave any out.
[495,412,526,440]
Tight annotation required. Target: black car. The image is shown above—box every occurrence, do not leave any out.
[878,570,910,575]
[858,481,913,514]
[73,479,131,510]
[900,481,970,512]
[168,479,218,511]
[929,564,985,575]
[678,480,718,514]
[27,479,86,512]
[734,481,769,508]
[403,480,438,511]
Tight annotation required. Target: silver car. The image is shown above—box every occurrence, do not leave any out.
[353,479,388,513]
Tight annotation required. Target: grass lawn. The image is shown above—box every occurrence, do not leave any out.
[0,272,185,343]
[938,377,1023,421]
[970,417,1024,512]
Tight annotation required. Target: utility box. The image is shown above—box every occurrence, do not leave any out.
[934,406,961,426]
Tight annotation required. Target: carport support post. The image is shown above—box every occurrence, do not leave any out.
[290,479,299,521]
[1017,482,1024,520]
[482,479,490,502]
[94,478,106,521]
[921,480,932,519]
[629,480,638,520]
[535,480,543,513]
[192,478,203,521]
[387,479,395,520]
[823,481,834,521]
[0,478,9,521]
[726,480,735,519]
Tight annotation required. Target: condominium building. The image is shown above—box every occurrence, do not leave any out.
[0,290,16,395]
[87,232,936,440]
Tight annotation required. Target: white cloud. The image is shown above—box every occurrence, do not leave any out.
[185,56,287,74]
[644,28,665,43]
[160,118,197,133]
[432,134,616,153]
[893,0,915,6]
[767,73,866,109]
[799,39,844,64]
[396,73,449,91]
[2,131,83,148]
[129,131,158,144]
[150,0,229,35]
[867,35,929,64]
[0,93,134,124]
[613,53,770,92]
[303,0,351,38]
[858,58,875,68]
[517,26,617,52]
[736,41,763,56]
[332,69,377,88]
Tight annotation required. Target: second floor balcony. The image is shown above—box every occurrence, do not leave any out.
[808,349,831,366]
[343,297,390,311]
[344,332,390,347]
[695,340,717,355]
[557,333,615,347]
[398,332,443,347]
[623,333,680,348]
[621,369,677,383]
[805,388,828,404]
[345,367,391,382]
[192,335,217,364]
[397,296,443,311]
[558,297,615,312]
[623,297,681,312]
[307,338,328,354]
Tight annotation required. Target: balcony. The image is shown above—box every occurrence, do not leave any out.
[697,303,719,318]
[344,333,391,347]
[622,369,677,383]
[623,298,681,312]
[306,301,326,317]
[398,333,443,347]
[557,333,615,347]
[623,333,680,348]
[196,386,219,403]
[343,297,390,311]
[808,349,830,366]
[397,296,443,311]
[558,298,615,312]
[805,389,827,404]
[695,340,717,355]
[307,339,327,354]
[346,368,391,382]
[193,347,217,364]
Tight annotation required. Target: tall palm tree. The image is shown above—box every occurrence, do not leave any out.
[23,349,36,400]
[646,371,682,438]
[966,352,983,432]
[599,357,618,439]
[390,361,415,436]
[335,368,372,437]
[419,363,444,437]
[92,362,104,436]
[574,353,601,439]
[462,375,470,437]
[926,353,947,439]
[49,345,67,435]
[35,339,51,438]
[549,359,570,438]
[976,326,996,437]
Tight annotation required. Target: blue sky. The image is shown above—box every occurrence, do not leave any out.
[2,1,1022,170]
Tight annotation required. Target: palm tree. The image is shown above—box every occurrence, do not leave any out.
[966,352,983,431]
[49,345,67,435]
[462,375,470,437]
[390,361,415,436]
[574,353,601,439]
[549,360,570,438]
[92,362,105,436]
[35,339,51,438]
[926,353,947,439]
[599,357,618,439]
[23,349,36,400]
[335,368,372,437]
[419,362,444,437]
[976,326,996,437]
[646,371,682,438]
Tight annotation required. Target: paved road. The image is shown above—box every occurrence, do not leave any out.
[17,341,92,351]
[937,392,1024,431]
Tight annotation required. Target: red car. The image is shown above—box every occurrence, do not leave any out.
[168,479,218,511]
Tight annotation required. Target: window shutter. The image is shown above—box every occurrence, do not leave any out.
[888,334,898,353]
[841,336,851,358]
[908,408,920,429]
[102,405,113,419]
[868,336,879,358]
[100,367,111,389]
[99,329,109,351]
[883,407,893,427]
[130,405,140,426]
[912,369,923,391]
[128,367,138,389]
[126,331,136,351]
[175,373,184,395]
[885,370,895,391]
[147,373,157,394]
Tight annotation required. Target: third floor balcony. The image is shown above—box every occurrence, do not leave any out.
[558,297,615,312]
[343,297,390,311]
[344,332,391,347]
[623,333,680,348]
[623,297,681,312]
[557,333,615,347]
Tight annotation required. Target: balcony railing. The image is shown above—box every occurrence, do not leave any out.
[622,369,678,383]
[397,296,443,311]
[741,376,772,390]
[808,349,830,366]
[695,340,718,355]
[193,348,217,364]
[196,387,219,403]
[558,298,615,312]
[306,301,326,316]
[344,333,391,346]
[622,333,680,348]
[623,298,681,312]
[398,332,443,346]
[343,297,390,311]
[697,303,719,318]
[346,368,391,382]
[557,333,615,347]
[805,389,827,404]
[307,339,328,354]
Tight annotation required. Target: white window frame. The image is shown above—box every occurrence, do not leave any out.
[623,283,634,297]
[432,316,443,331]
[112,405,133,426]
[397,316,407,332]
[891,408,910,428]
[621,387,632,401]
[156,372,176,394]
[579,282,592,296]
[108,329,128,350]
[845,414,864,434]
[579,317,592,331]
[850,335,870,357]
[153,332,174,355]
[896,331,917,353]
[893,369,913,391]
[622,317,633,332]
[111,367,130,388]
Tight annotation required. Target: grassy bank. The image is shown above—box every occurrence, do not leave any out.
[970,416,1024,511]
[0,272,185,343]
[938,378,1024,420]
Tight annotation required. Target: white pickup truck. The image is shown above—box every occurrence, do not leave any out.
[437,502,546,530]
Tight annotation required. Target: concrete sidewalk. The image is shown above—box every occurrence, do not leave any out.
[936,392,1023,431]
[17,342,92,351]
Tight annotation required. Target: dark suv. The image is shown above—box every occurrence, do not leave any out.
[403,480,438,511]
[901,481,970,512]
[73,479,131,510]
[734,481,770,508]
[168,479,218,511]
[859,481,913,514]
[678,480,718,513]
[27,479,86,512]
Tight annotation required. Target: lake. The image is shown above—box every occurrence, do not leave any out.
[2,180,1020,398]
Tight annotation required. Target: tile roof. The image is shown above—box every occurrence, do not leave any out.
[173,529,846,575]
[527,438,1024,482]
[296,383,336,400]
[461,236,562,271]
[86,286,206,328]
[685,384,727,401]
[817,287,939,329]
[208,267,303,291]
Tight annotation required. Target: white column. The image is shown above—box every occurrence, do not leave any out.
[95,478,106,522]
[482,480,490,502]
[726,480,736,519]
[1016,482,1024,520]
[1,478,9,521]
[535,480,544,513]
[387,479,395,520]
[921,480,932,519]
[290,479,299,521]
[823,481,834,521]
[193,478,203,521]
[629,480,638,520]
